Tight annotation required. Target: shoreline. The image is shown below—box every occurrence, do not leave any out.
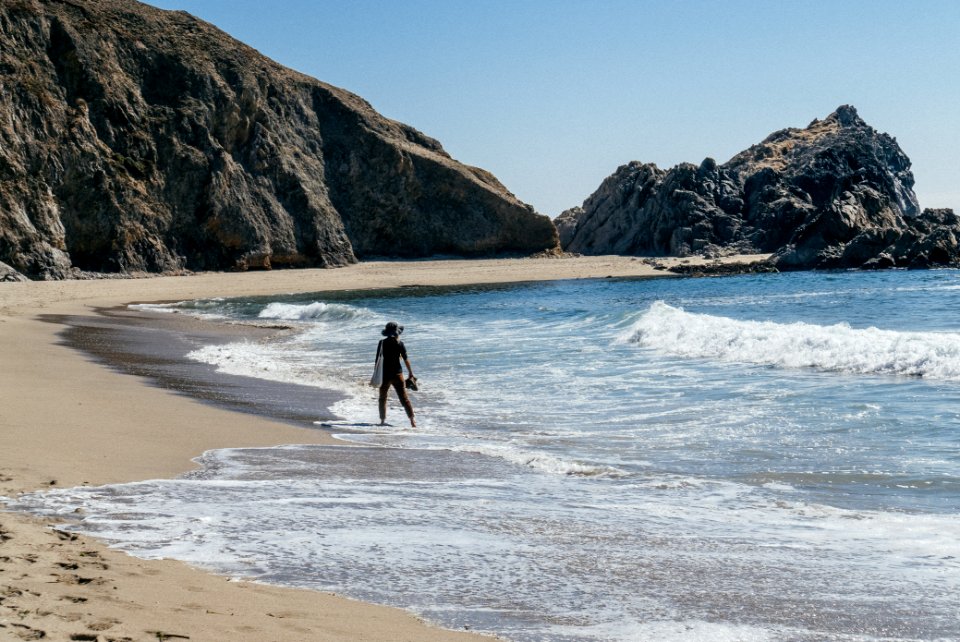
[0,254,769,641]
[54,305,348,430]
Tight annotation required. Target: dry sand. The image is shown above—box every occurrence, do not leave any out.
[0,254,768,641]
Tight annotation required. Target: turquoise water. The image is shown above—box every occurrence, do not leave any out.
[12,270,960,641]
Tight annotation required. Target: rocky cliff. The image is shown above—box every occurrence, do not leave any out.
[1,0,557,280]
[557,106,959,270]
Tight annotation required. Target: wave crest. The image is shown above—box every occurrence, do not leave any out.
[258,301,369,322]
[625,302,960,380]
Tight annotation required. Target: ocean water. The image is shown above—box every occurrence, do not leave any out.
[11,269,960,641]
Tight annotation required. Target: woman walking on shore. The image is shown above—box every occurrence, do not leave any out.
[375,321,416,427]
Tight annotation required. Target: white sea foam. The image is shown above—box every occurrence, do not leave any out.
[445,442,628,478]
[326,378,632,478]
[257,301,372,323]
[128,299,228,319]
[332,431,629,478]
[8,444,960,642]
[625,301,960,380]
[186,341,360,394]
[128,301,194,314]
[327,379,631,478]
[566,619,777,642]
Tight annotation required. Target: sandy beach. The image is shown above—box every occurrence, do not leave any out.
[0,254,767,641]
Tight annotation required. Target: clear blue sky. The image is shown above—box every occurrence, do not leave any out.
[145,0,959,217]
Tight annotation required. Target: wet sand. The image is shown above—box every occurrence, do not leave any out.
[0,254,769,641]
[54,306,346,428]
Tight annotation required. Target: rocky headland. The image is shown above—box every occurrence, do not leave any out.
[556,106,959,270]
[1,0,557,280]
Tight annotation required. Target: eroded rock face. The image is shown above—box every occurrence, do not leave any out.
[558,106,959,269]
[0,261,29,282]
[1,0,557,279]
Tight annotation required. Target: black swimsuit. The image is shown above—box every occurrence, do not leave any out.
[379,337,407,375]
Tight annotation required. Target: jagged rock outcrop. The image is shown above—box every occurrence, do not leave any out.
[0,260,29,282]
[558,106,959,269]
[1,0,557,280]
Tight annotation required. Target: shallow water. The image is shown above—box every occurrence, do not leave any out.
[12,270,960,641]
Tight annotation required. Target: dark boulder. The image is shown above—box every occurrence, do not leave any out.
[0,261,29,282]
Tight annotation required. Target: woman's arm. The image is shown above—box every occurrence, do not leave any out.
[404,358,414,378]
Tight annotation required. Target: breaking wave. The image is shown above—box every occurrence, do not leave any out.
[257,301,371,322]
[625,301,960,380]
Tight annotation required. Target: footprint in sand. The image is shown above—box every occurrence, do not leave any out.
[85,616,121,631]
[3,622,47,640]
[60,594,88,603]
[52,573,107,586]
[71,551,110,570]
